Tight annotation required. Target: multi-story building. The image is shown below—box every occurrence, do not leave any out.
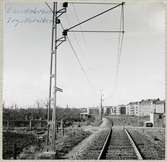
[80,99,165,119]
[103,106,111,116]
[111,107,117,115]
[139,99,155,116]
[119,105,126,114]
[127,99,165,116]
[126,102,140,116]
[155,100,165,113]
[114,105,126,115]
[104,105,126,115]
[114,106,120,115]
[103,106,117,115]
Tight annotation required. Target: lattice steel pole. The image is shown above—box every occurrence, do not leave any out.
[52,1,57,152]
[46,2,67,153]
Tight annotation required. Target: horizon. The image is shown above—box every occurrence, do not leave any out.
[3,97,165,109]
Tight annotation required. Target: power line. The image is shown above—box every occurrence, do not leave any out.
[67,3,123,31]
[67,36,98,95]
[46,1,125,101]
[69,30,124,33]
[65,3,124,98]
[104,4,125,101]
[45,2,53,13]
[68,2,121,5]
[71,3,87,45]
[122,3,124,32]
[115,11,123,80]
[114,4,125,86]
[60,22,98,96]
[64,14,86,58]
[114,33,124,88]
[65,2,124,101]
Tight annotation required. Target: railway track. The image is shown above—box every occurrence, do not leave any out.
[74,128,111,159]
[98,127,143,160]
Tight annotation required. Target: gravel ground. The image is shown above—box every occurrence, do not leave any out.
[127,127,165,159]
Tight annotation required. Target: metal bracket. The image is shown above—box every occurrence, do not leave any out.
[56,39,66,48]
[57,36,66,42]
[55,86,63,92]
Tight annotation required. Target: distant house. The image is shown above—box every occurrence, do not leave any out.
[119,105,126,114]
[80,108,88,119]
[104,105,126,115]
[88,107,99,116]
[80,107,99,119]
[139,99,155,116]
[116,105,126,115]
[154,100,165,113]
[150,112,165,127]
[103,106,113,116]
[139,99,165,116]
[126,102,139,116]
[112,107,117,115]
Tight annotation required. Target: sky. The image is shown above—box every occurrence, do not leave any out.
[3,1,165,108]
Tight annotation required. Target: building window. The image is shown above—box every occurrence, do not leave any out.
[159,114,162,119]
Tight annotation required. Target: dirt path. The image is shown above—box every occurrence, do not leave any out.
[63,117,112,159]
[63,131,97,159]
[100,117,113,128]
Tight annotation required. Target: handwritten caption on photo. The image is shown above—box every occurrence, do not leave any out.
[6,7,52,27]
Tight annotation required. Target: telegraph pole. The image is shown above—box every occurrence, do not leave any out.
[52,1,57,152]
[46,2,67,153]
[100,91,103,121]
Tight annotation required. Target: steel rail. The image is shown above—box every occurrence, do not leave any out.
[97,127,143,160]
[97,128,112,160]
[124,128,143,160]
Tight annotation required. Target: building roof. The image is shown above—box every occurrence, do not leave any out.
[139,98,161,104]
[117,104,126,107]
[128,102,139,105]
[154,100,165,104]
[104,106,113,108]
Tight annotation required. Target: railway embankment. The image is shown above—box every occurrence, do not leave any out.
[63,117,112,159]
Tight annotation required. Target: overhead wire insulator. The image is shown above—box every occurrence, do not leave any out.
[63,2,68,8]
[62,30,68,36]
[56,18,61,24]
